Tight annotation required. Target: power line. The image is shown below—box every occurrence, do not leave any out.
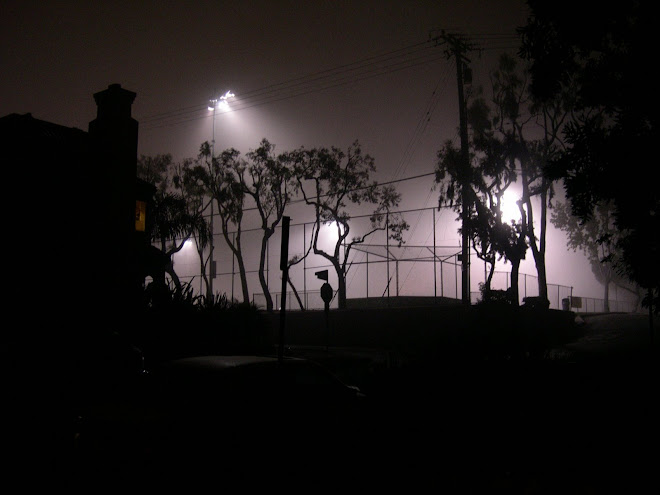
[238,171,437,213]
[138,32,523,131]
[141,51,446,130]
[139,41,442,130]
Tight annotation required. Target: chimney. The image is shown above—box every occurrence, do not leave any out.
[88,83,139,314]
[93,83,136,120]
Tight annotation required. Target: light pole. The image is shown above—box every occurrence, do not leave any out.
[207,90,235,298]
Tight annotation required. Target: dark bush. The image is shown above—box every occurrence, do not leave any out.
[133,281,273,364]
[477,283,514,306]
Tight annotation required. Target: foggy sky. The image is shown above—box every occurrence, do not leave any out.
[1,0,615,301]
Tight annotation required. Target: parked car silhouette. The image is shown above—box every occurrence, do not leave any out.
[73,354,368,477]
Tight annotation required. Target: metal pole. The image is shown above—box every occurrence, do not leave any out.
[366,252,369,299]
[441,259,444,297]
[209,102,216,298]
[433,208,437,299]
[278,216,290,364]
[231,232,235,301]
[455,254,458,300]
[456,54,471,306]
[303,223,307,309]
[386,213,390,299]
[396,260,399,297]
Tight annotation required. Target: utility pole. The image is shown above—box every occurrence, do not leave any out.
[279,216,291,363]
[208,96,218,299]
[431,30,475,306]
[206,90,234,300]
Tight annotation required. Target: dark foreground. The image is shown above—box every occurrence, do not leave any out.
[48,312,657,493]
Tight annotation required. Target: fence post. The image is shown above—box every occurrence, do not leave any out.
[455,254,458,299]
[433,208,437,299]
[366,252,369,299]
[303,222,307,310]
[441,259,444,297]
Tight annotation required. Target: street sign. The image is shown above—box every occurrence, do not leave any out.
[315,269,328,281]
[320,282,333,304]
[279,216,290,270]
[320,282,333,351]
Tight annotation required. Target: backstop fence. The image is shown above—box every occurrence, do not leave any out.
[168,206,638,313]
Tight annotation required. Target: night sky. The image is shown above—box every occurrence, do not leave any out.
[1,0,614,300]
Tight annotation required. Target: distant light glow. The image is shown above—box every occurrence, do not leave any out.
[209,90,235,112]
[220,90,235,101]
[500,190,521,222]
[218,90,235,111]
[318,221,340,250]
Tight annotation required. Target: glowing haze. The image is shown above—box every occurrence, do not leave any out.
[0,0,621,304]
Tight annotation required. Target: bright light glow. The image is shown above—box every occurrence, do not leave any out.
[208,91,235,111]
[217,90,235,111]
[220,90,235,101]
[318,221,340,250]
[500,190,521,222]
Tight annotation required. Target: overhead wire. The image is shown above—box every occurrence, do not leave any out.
[139,41,444,130]
[147,30,523,296]
[391,33,523,293]
[138,32,521,132]
[346,68,454,293]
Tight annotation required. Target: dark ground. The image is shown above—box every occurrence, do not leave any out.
[49,309,657,493]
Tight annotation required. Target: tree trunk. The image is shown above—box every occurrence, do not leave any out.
[258,234,273,312]
[510,258,521,306]
[287,277,305,310]
[196,244,211,302]
[335,261,346,309]
[232,231,251,305]
[165,260,182,291]
[236,254,250,304]
[603,279,611,312]
[535,253,548,303]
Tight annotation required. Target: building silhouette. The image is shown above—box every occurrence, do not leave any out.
[1,83,154,331]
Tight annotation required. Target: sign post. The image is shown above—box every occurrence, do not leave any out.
[278,216,290,363]
[317,270,333,351]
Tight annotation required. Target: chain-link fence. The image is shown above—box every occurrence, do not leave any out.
[170,206,638,313]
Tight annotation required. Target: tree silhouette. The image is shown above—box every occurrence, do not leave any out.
[173,159,213,299]
[289,140,408,309]
[436,55,531,305]
[242,139,298,312]
[551,200,641,312]
[197,142,250,305]
[137,154,209,296]
[519,0,659,312]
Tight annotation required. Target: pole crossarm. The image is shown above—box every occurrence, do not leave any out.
[429,29,478,63]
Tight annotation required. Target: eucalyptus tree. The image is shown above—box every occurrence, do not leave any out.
[197,142,250,304]
[241,139,298,312]
[435,64,528,305]
[486,53,571,305]
[551,200,642,312]
[289,140,408,309]
[173,158,212,300]
[519,0,659,313]
[137,154,209,292]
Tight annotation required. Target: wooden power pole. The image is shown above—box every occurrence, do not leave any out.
[431,30,475,305]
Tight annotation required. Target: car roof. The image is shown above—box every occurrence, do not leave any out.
[156,355,304,372]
